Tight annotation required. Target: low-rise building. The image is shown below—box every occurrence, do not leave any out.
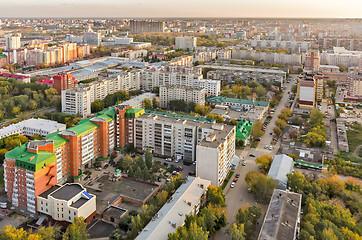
[206,96,269,111]
[258,189,302,240]
[135,177,211,240]
[268,154,294,190]
[235,120,253,145]
[0,118,66,139]
[37,183,96,224]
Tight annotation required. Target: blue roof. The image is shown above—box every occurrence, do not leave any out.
[82,191,93,199]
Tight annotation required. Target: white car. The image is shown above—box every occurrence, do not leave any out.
[175,159,180,163]
[269,146,273,150]
[230,182,236,188]
[264,145,268,149]
[166,158,172,162]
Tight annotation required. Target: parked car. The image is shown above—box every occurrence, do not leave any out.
[165,158,172,162]
[230,182,236,188]
[176,166,183,171]
[242,160,246,166]
[103,164,109,169]
[269,146,273,150]
[84,175,91,181]
[175,158,180,163]
[264,145,268,149]
[189,171,196,176]
[249,154,256,157]
[233,178,238,182]
[163,162,169,166]
[235,173,240,178]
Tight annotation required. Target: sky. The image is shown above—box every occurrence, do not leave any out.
[0,0,361,18]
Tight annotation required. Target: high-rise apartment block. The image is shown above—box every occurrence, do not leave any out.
[304,49,320,72]
[175,36,197,50]
[196,124,236,186]
[5,33,21,51]
[159,85,205,108]
[62,72,141,117]
[130,20,165,33]
[53,72,77,95]
[297,72,324,109]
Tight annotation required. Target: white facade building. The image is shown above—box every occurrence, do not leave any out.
[37,183,96,223]
[250,40,310,53]
[232,49,301,65]
[175,36,197,50]
[5,33,21,51]
[0,118,66,139]
[196,124,236,186]
[196,79,221,96]
[159,85,205,108]
[62,71,141,117]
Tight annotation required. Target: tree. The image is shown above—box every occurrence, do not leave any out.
[145,148,153,169]
[338,64,346,72]
[0,149,8,164]
[11,106,20,116]
[305,132,326,147]
[286,171,308,193]
[254,85,266,97]
[275,119,287,130]
[242,86,252,96]
[152,98,159,109]
[194,104,210,116]
[273,126,282,136]
[122,155,133,171]
[142,98,152,110]
[215,114,224,123]
[234,205,262,239]
[290,115,304,126]
[91,100,104,113]
[156,190,168,207]
[245,172,277,203]
[0,226,28,240]
[250,120,263,141]
[309,109,324,128]
[63,217,89,240]
[168,99,187,111]
[206,186,225,207]
[255,154,273,172]
[319,175,345,197]
[226,223,246,240]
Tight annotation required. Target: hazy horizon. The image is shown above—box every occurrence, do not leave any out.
[1,0,362,18]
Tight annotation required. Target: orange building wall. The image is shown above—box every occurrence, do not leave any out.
[91,121,109,158]
[5,160,16,202]
[34,162,57,197]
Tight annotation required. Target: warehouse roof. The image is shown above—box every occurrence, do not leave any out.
[206,96,269,107]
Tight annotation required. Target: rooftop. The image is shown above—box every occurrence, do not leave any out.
[198,124,235,148]
[65,120,98,136]
[145,110,215,123]
[236,120,253,140]
[206,96,269,107]
[135,177,211,240]
[197,65,287,75]
[268,154,294,189]
[50,183,85,201]
[258,189,302,240]
[120,93,157,107]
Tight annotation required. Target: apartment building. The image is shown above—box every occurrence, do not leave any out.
[37,183,96,224]
[0,118,66,140]
[175,36,197,50]
[83,27,102,46]
[53,72,76,95]
[136,177,211,240]
[320,47,361,68]
[62,71,141,117]
[250,40,310,53]
[159,85,205,108]
[140,70,201,91]
[297,72,324,109]
[168,55,193,67]
[3,109,115,215]
[346,73,362,97]
[130,20,165,33]
[196,124,236,186]
[216,49,232,60]
[304,49,320,72]
[232,49,302,66]
[197,79,221,96]
[125,50,147,60]
[5,33,21,51]
[193,50,217,63]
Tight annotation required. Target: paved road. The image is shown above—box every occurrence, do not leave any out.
[213,78,295,239]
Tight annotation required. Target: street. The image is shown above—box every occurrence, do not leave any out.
[213,78,295,239]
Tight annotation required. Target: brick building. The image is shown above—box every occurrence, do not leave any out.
[53,72,76,94]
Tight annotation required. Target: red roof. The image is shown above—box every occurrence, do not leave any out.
[300,81,314,87]
[36,79,54,84]
[0,73,30,80]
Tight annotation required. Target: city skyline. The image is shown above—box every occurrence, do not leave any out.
[1,0,362,18]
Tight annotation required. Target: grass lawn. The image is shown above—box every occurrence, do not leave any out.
[221,171,234,190]
[346,123,362,154]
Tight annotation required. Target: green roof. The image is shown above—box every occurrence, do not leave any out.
[0,54,6,58]
[206,96,269,107]
[126,108,145,118]
[46,131,68,148]
[67,119,99,136]
[295,160,324,168]
[236,120,253,140]
[145,110,216,123]
[5,143,56,172]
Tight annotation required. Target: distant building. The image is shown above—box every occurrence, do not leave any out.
[130,20,165,33]
[267,154,294,190]
[159,85,205,108]
[135,177,211,240]
[258,189,302,240]
[53,72,76,95]
[206,96,269,111]
[196,124,236,186]
[297,72,324,109]
[0,118,66,139]
[5,33,21,51]
[175,36,197,50]
[250,40,310,53]
[0,72,30,83]
[37,183,96,224]
[83,27,102,46]
[346,73,362,97]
